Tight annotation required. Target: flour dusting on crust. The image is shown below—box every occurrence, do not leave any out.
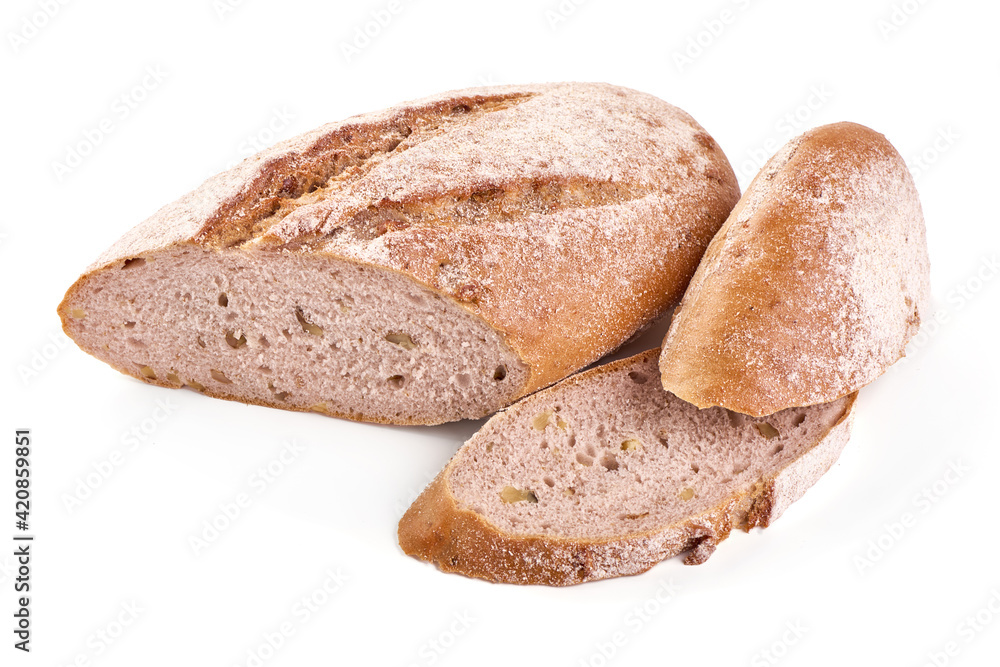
[660,122,930,416]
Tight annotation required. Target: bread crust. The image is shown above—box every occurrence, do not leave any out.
[60,83,739,420]
[397,349,857,585]
[658,122,930,417]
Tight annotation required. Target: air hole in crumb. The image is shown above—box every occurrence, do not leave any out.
[267,382,289,401]
[585,444,597,457]
[127,338,146,349]
[226,331,247,349]
[295,307,324,336]
[564,487,576,496]
[196,336,206,348]
[771,443,785,456]
[122,257,146,269]
[628,371,648,384]
[657,430,670,449]
[539,441,548,450]
[259,336,270,348]
[454,373,471,388]
[218,293,228,307]
[124,321,136,329]
[726,410,743,428]
[793,414,807,426]
[210,369,232,384]
[282,328,292,341]
[600,454,619,471]
[733,461,749,474]
[622,512,649,520]
[755,422,780,439]
[543,476,555,487]
[258,365,272,374]
[387,375,405,389]
[225,312,237,322]
[493,365,507,381]
[576,452,594,466]
[690,463,700,474]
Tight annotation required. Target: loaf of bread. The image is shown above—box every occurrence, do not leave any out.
[398,349,856,585]
[658,122,930,416]
[58,82,739,425]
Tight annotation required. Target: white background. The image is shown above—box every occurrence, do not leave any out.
[2,0,998,665]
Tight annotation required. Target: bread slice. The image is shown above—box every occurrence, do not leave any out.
[398,349,856,585]
[658,122,929,417]
[58,82,739,425]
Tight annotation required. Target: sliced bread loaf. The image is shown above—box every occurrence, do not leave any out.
[658,122,930,416]
[58,82,739,425]
[398,349,856,585]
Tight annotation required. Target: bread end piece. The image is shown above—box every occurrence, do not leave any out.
[659,122,930,417]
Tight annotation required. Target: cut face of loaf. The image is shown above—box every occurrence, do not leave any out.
[398,349,856,585]
[659,122,930,417]
[60,247,528,424]
[59,82,740,425]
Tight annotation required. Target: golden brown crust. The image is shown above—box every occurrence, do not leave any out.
[397,351,857,585]
[659,122,929,416]
[398,472,750,584]
[62,83,739,418]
